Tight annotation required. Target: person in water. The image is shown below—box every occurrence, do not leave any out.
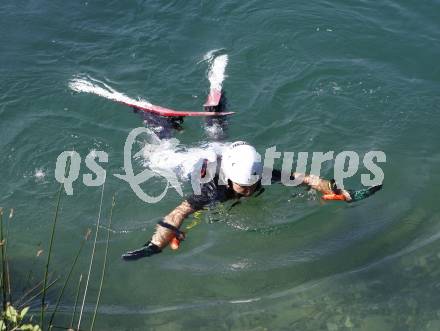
[122,141,382,260]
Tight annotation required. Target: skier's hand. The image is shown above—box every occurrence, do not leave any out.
[322,185,382,202]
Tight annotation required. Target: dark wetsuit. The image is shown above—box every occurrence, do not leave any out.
[186,168,380,210]
[186,169,285,210]
[186,175,235,210]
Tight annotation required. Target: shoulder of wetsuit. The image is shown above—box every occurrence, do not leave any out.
[212,174,220,185]
[186,175,222,209]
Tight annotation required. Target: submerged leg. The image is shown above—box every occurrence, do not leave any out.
[136,110,184,140]
[204,90,229,141]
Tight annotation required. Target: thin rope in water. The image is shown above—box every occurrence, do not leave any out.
[77,182,105,330]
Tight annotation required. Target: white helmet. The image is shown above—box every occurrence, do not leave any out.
[221,141,263,186]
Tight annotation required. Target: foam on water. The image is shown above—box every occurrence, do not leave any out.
[201,49,223,62]
[34,168,46,181]
[207,54,228,91]
[140,137,229,181]
[70,74,232,182]
[69,76,152,109]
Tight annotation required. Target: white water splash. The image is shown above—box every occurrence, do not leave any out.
[201,49,223,62]
[69,76,152,109]
[204,121,225,138]
[140,136,229,181]
[207,54,228,91]
[34,168,46,180]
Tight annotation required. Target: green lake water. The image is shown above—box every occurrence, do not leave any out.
[1,0,440,330]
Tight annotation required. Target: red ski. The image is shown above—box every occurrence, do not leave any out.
[69,77,233,117]
[121,99,233,117]
[203,88,222,107]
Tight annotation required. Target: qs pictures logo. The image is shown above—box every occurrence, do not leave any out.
[54,127,183,203]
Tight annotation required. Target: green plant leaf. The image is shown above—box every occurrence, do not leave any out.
[20,306,30,319]
[7,304,18,319]
[5,306,12,319]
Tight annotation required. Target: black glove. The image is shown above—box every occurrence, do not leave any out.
[122,241,161,261]
[346,184,383,202]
